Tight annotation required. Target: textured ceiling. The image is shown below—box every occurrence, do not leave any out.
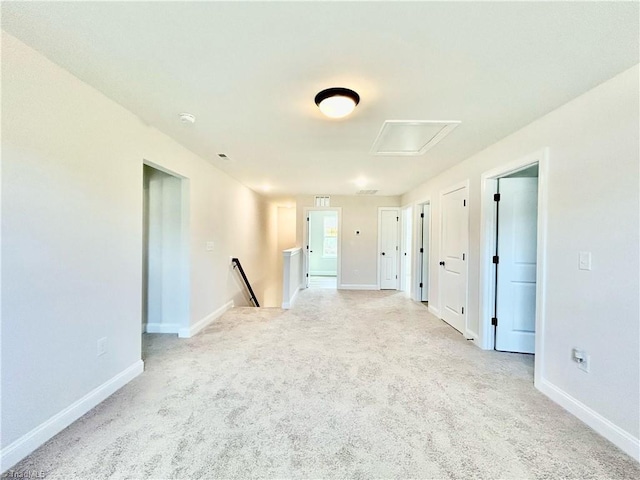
[2,1,638,198]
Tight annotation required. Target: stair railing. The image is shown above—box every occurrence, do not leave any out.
[231,258,260,307]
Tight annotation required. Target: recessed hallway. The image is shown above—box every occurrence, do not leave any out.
[11,289,637,479]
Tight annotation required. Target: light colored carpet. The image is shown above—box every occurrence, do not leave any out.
[10,289,639,479]
[308,276,337,289]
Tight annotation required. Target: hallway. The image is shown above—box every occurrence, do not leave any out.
[12,289,637,479]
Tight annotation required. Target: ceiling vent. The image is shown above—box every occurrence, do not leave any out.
[356,190,378,195]
[371,120,461,156]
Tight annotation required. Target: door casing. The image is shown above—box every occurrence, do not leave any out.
[479,148,549,386]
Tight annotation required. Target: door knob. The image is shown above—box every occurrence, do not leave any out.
[381,252,386,256]
[439,261,445,266]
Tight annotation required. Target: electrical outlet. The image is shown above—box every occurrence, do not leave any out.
[97,337,107,357]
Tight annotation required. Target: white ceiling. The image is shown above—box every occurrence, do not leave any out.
[2,1,638,198]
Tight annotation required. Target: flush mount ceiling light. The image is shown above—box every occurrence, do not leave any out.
[315,87,360,119]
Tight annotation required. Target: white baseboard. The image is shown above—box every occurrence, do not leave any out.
[282,285,301,309]
[179,300,233,338]
[338,284,379,291]
[309,271,337,277]
[537,378,639,461]
[145,322,180,334]
[428,305,441,318]
[1,360,144,472]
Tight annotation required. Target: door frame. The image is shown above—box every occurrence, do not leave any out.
[479,148,549,384]
[142,159,191,338]
[411,198,432,303]
[438,180,470,337]
[377,207,401,290]
[303,207,342,288]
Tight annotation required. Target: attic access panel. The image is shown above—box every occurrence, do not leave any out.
[371,120,461,156]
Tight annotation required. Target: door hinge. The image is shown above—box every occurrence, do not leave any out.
[492,255,499,264]
[462,307,465,314]
[396,275,398,279]
[419,282,423,288]
[420,213,425,218]
[396,246,398,251]
[462,253,465,261]
[306,273,309,278]
[306,217,309,221]
[494,193,501,202]
[491,317,498,326]
[419,248,424,253]
[396,216,399,221]
[306,245,309,250]
[463,199,466,206]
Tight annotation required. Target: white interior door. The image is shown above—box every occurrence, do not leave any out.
[495,177,538,353]
[440,186,468,334]
[420,204,430,302]
[401,207,412,292]
[379,209,399,289]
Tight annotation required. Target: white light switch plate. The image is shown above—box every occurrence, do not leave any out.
[206,241,215,251]
[578,251,591,270]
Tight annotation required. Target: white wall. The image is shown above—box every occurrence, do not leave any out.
[296,195,401,289]
[402,65,640,458]
[1,32,279,467]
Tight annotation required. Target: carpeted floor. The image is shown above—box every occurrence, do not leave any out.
[10,289,639,479]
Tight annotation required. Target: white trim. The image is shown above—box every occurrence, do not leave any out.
[308,270,338,277]
[427,305,441,318]
[145,323,180,334]
[178,301,234,338]
[537,378,640,461]
[533,150,549,388]
[338,284,378,291]
[1,360,144,472]
[377,207,401,290]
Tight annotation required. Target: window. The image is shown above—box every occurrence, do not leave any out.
[323,215,337,257]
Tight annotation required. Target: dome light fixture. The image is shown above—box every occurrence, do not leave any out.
[315,87,360,119]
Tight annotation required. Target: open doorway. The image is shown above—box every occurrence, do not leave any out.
[480,149,548,374]
[305,209,340,289]
[417,202,431,304]
[142,163,190,339]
